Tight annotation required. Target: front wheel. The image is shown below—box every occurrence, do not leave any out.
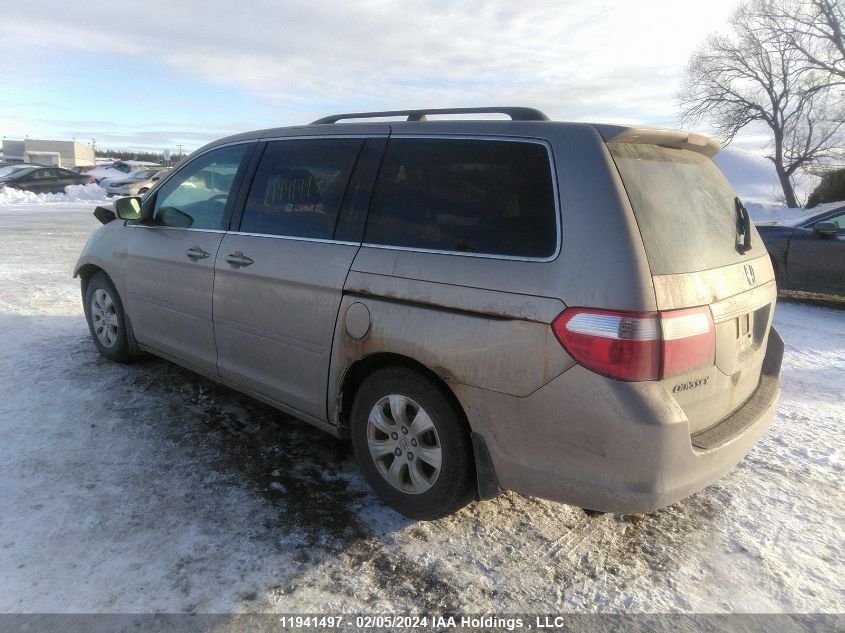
[350,367,475,520]
[84,272,132,362]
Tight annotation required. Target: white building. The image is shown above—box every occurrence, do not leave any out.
[2,139,95,167]
[24,140,95,167]
[1,140,24,162]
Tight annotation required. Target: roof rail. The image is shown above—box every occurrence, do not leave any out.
[310,107,549,124]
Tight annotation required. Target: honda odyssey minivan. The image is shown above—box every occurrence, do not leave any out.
[75,107,783,519]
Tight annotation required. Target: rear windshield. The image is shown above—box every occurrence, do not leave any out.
[608,144,766,275]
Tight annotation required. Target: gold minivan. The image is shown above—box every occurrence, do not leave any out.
[76,107,783,519]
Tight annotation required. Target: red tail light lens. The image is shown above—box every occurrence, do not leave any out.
[552,306,715,382]
[86,176,94,184]
[552,309,660,381]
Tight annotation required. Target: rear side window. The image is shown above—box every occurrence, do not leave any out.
[240,139,363,239]
[364,138,557,258]
[608,144,767,274]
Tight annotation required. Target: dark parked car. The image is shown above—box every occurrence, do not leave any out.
[0,166,93,194]
[757,203,845,295]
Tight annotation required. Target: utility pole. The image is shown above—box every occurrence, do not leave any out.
[91,139,96,158]
[176,144,184,161]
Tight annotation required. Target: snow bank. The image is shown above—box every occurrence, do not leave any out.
[87,166,122,182]
[748,203,812,226]
[750,199,845,226]
[0,183,108,206]
[715,147,820,206]
[62,184,110,202]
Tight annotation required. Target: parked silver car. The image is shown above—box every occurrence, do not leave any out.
[75,107,783,519]
[105,168,170,197]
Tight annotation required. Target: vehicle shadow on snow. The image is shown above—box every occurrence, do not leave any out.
[60,330,469,610]
[100,352,389,539]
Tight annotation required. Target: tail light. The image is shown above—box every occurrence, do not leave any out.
[659,307,715,378]
[552,306,715,382]
[86,176,94,184]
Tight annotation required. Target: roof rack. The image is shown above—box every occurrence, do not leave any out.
[310,107,549,124]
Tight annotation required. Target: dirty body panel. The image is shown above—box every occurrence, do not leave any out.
[328,123,657,429]
[450,327,781,512]
[652,256,776,433]
[75,115,782,514]
[606,141,777,435]
[330,125,780,510]
[348,123,656,312]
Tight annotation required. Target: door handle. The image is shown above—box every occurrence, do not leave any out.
[225,251,254,267]
[185,246,210,260]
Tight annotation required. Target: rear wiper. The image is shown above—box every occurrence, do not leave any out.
[735,197,752,253]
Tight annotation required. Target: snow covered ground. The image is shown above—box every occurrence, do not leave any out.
[0,201,842,614]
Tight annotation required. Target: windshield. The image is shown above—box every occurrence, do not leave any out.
[608,144,767,275]
[0,165,32,178]
[1,166,35,179]
[132,169,158,180]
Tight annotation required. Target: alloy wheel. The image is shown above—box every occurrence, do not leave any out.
[366,394,442,494]
[91,288,119,348]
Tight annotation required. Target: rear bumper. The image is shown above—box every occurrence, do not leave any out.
[458,327,784,513]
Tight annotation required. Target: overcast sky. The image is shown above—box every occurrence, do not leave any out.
[1,0,769,153]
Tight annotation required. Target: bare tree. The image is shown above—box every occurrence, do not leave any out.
[767,0,845,81]
[679,0,844,207]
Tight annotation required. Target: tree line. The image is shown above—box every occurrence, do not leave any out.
[95,148,186,164]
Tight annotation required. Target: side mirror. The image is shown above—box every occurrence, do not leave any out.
[813,221,838,236]
[93,205,116,225]
[151,176,159,182]
[115,196,142,221]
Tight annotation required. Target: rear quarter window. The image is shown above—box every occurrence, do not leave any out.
[608,144,767,274]
[364,138,558,258]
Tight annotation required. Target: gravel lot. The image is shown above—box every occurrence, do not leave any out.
[0,203,842,614]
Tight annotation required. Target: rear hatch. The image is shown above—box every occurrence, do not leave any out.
[606,139,776,435]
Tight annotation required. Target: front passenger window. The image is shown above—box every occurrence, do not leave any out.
[152,144,247,230]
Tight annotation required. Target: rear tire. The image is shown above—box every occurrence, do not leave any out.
[83,272,132,362]
[350,367,475,520]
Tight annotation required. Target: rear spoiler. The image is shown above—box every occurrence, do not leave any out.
[594,125,721,158]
